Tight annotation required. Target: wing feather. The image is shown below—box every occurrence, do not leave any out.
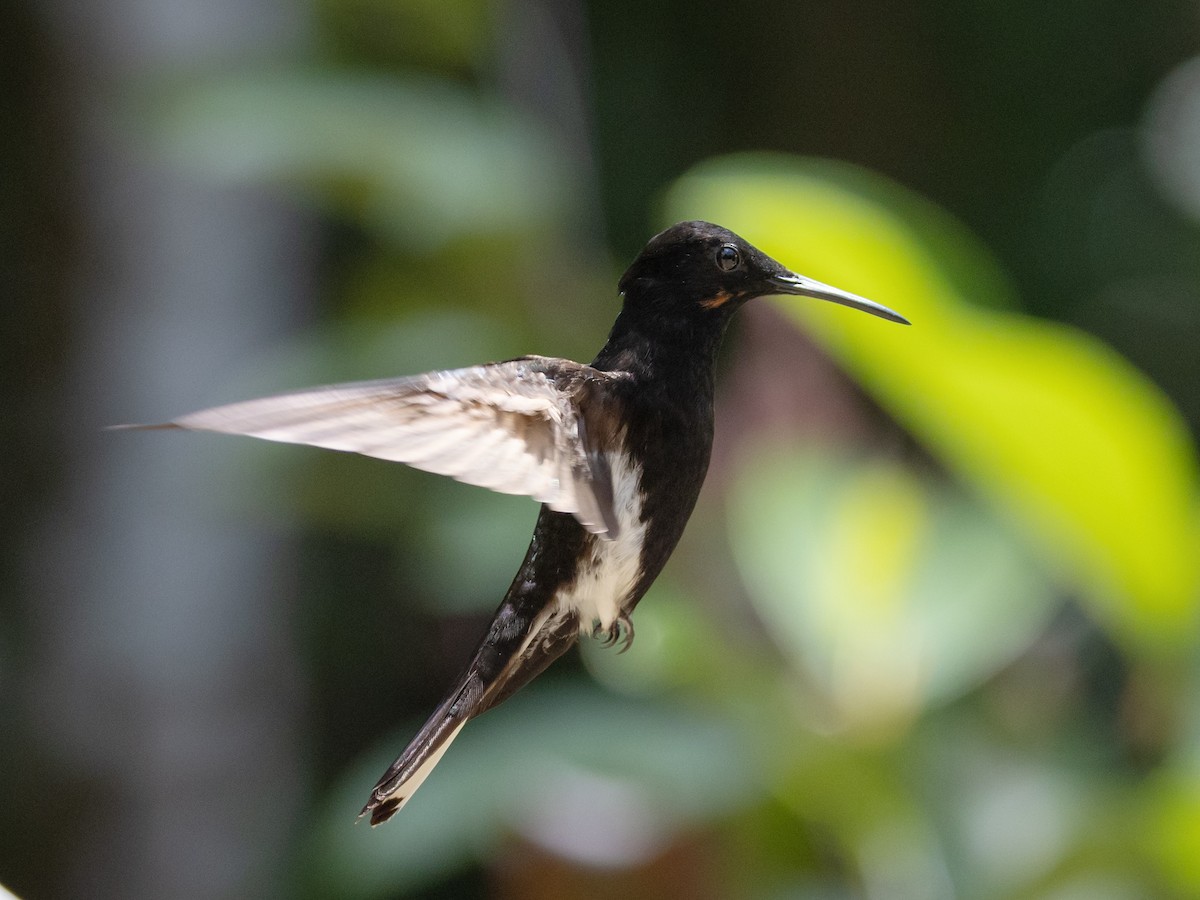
[151,357,626,538]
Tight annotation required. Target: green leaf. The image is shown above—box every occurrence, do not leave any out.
[1143,771,1200,897]
[729,450,1056,731]
[666,153,1200,651]
[301,683,756,896]
[145,72,571,246]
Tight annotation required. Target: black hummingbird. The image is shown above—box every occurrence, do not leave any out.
[125,221,907,824]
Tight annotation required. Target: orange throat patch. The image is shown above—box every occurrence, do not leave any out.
[698,290,737,310]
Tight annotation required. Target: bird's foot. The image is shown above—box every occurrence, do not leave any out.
[597,612,635,653]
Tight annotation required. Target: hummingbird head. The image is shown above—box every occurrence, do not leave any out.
[618,220,909,325]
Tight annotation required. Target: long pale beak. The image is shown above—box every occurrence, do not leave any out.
[769,272,910,325]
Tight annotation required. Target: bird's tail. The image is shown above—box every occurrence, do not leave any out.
[359,604,580,825]
[358,690,472,825]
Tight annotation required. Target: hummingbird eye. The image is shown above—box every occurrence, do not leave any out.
[716,244,741,272]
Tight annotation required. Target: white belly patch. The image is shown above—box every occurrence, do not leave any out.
[555,454,645,633]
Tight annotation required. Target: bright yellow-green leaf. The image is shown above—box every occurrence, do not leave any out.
[729,451,1057,733]
[666,154,1200,650]
[1144,772,1200,896]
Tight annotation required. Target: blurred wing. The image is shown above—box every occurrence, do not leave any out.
[150,357,623,538]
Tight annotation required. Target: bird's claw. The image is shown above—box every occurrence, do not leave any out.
[597,612,635,653]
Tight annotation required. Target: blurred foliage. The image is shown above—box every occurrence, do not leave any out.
[161,29,1200,900]
[277,148,1200,897]
[666,156,1200,652]
[8,0,1200,897]
[301,683,756,897]
[147,71,571,247]
[729,450,1057,732]
[312,0,491,72]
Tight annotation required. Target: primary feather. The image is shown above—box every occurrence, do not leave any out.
[156,356,624,539]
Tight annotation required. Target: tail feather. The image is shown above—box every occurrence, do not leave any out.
[360,605,581,825]
[359,702,468,825]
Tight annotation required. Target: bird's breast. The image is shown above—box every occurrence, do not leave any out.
[555,451,646,633]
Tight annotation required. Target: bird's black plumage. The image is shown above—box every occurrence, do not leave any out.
[122,221,907,824]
